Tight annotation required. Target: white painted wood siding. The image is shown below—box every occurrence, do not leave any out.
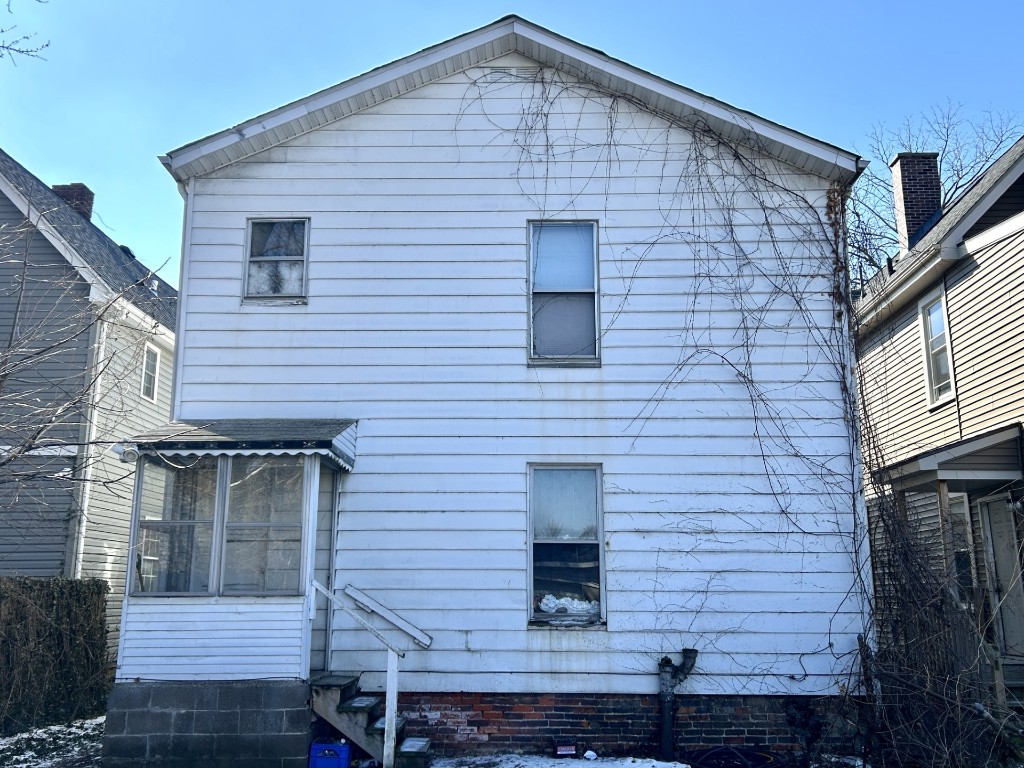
[153,56,862,695]
[118,597,307,680]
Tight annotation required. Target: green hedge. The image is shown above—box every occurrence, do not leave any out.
[0,577,109,735]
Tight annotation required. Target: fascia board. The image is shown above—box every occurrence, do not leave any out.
[961,209,1024,255]
[0,172,114,304]
[511,21,860,179]
[163,19,520,178]
[163,17,859,183]
[943,154,1024,258]
[857,250,946,333]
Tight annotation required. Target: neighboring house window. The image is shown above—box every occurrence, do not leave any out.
[920,291,953,403]
[245,219,308,298]
[949,493,976,608]
[134,455,305,595]
[529,464,603,625]
[530,222,598,361]
[141,345,160,402]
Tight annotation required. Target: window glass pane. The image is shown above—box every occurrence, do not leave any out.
[139,458,217,523]
[136,523,212,593]
[223,526,302,593]
[228,456,304,524]
[532,223,594,290]
[533,468,598,540]
[533,293,596,357]
[251,221,306,261]
[142,348,158,400]
[247,259,304,296]
[134,459,216,594]
[533,542,600,618]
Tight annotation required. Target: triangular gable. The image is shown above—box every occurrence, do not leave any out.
[0,148,178,333]
[161,16,862,185]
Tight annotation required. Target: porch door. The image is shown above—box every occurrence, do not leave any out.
[983,497,1024,656]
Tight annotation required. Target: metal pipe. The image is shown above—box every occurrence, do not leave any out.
[658,650,698,762]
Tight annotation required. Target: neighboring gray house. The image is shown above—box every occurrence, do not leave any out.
[857,136,1024,697]
[0,147,177,651]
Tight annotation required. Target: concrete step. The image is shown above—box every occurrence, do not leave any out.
[398,736,431,768]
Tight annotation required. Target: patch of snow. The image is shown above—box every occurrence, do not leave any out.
[431,756,691,768]
[0,716,104,768]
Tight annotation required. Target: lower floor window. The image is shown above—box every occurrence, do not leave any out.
[135,454,306,595]
[530,465,603,625]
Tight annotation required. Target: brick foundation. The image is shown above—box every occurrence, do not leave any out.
[398,692,849,758]
[102,680,311,768]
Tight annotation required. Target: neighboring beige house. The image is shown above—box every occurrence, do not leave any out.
[857,136,1024,691]
[0,147,177,654]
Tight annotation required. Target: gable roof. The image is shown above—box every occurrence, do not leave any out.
[0,147,177,332]
[857,134,1024,331]
[161,15,862,185]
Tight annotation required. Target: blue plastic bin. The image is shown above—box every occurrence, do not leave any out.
[310,739,351,768]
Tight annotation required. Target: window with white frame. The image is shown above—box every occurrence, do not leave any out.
[245,219,308,298]
[530,222,598,360]
[529,465,603,625]
[949,493,976,607]
[141,344,159,402]
[920,291,953,403]
[133,455,306,595]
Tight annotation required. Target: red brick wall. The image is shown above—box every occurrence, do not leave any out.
[398,692,846,758]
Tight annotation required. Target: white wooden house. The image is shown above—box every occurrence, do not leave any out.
[104,17,868,767]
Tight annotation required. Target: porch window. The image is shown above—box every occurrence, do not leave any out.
[530,465,603,625]
[920,291,953,404]
[529,222,598,362]
[245,219,308,298]
[133,454,306,595]
[949,493,976,607]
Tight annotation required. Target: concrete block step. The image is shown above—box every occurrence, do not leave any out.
[368,715,406,735]
[398,736,431,768]
[338,695,382,714]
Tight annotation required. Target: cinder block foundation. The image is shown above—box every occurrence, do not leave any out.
[102,679,311,768]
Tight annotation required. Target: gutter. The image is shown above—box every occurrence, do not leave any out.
[856,244,958,334]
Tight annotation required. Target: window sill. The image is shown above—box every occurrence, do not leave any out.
[928,394,956,412]
[528,358,601,369]
[241,297,308,307]
[529,617,606,629]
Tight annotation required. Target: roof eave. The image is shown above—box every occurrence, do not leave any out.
[162,16,860,184]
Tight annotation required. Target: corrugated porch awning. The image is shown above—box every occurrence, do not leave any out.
[124,419,357,471]
[880,423,1022,493]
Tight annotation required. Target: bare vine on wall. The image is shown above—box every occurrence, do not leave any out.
[457,63,871,751]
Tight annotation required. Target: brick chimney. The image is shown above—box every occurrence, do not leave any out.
[890,153,941,252]
[51,183,95,221]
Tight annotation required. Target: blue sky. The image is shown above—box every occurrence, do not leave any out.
[2,0,1022,287]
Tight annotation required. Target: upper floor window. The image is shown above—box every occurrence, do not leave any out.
[141,344,159,402]
[529,222,598,362]
[529,464,603,626]
[133,455,306,595]
[919,290,953,404]
[245,219,308,299]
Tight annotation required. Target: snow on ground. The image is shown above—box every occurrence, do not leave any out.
[432,756,692,768]
[0,716,870,768]
[0,716,104,767]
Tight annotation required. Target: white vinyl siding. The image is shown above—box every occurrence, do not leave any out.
[152,54,862,695]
